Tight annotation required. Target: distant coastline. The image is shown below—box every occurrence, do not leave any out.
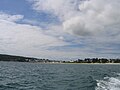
[0,54,120,64]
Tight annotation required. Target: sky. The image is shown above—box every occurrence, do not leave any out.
[0,0,120,60]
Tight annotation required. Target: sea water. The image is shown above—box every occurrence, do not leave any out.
[0,62,120,90]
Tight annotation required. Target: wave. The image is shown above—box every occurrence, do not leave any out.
[96,74,120,90]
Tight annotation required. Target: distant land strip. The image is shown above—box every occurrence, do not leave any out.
[0,54,120,64]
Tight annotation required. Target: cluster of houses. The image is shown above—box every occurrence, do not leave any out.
[65,58,120,63]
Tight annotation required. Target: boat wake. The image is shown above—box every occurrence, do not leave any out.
[96,73,120,90]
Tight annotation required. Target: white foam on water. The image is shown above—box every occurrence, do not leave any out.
[96,75,120,90]
[116,73,120,76]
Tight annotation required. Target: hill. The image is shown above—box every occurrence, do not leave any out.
[0,54,38,62]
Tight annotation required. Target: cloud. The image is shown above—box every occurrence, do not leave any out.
[28,0,120,36]
[28,0,81,21]
[0,12,24,22]
[63,0,120,36]
[25,0,120,59]
[0,0,120,59]
[0,13,68,58]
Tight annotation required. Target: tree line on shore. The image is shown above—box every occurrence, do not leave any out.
[65,58,120,63]
[0,54,38,62]
[0,54,59,63]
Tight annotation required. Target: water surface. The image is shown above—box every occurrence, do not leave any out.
[0,62,120,90]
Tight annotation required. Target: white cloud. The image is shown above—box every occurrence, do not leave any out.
[63,0,120,36]
[28,0,81,21]
[28,0,120,36]
[0,12,24,22]
[0,13,68,58]
[27,0,120,59]
[0,0,120,59]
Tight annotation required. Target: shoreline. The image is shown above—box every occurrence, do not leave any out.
[64,62,120,64]
[56,63,120,65]
[1,61,120,65]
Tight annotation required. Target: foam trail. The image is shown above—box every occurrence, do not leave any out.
[96,75,120,90]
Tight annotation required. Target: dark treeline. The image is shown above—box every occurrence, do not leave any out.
[0,54,60,63]
[72,58,120,63]
[0,54,38,62]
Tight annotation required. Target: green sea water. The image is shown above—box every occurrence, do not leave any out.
[0,62,120,90]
